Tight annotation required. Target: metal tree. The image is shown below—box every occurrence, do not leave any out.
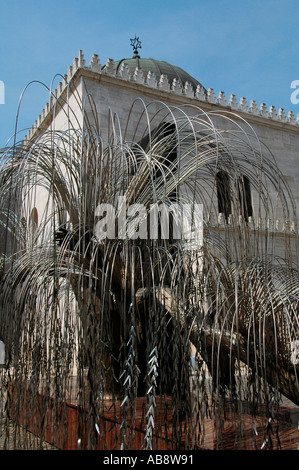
[0,95,298,449]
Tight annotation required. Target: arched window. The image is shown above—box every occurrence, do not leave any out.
[29,208,38,241]
[216,171,231,221]
[136,121,177,183]
[133,122,178,241]
[238,175,253,222]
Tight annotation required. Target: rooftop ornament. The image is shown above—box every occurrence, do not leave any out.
[130,35,142,58]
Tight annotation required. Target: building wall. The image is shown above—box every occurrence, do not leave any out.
[24,51,299,252]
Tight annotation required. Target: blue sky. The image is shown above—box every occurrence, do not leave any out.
[0,0,298,148]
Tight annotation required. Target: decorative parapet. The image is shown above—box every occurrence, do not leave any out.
[118,62,131,81]
[133,67,145,84]
[218,91,227,107]
[269,105,277,120]
[158,74,171,92]
[278,108,287,122]
[249,100,259,115]
[104,58,116,76]
[259,103,268,118]
[23,49,299,141]
[228,94,238,110]
[78,50,86,68]
[89,54,101,73]
[214,211,296,235]
[171,78,182,95]
[184,81,194,98]
[207,88,217,104]
[239,97,248,113]
[146,71,158,88]
[67,65,73,83]
[195,85,206,101]
[288,110,296,124]
[161,74,172,92]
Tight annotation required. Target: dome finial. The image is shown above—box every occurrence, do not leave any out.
[130,35,142,58]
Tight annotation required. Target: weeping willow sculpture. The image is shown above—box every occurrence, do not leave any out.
[0,91,298,450]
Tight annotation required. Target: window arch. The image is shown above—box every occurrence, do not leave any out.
[216,171,231,221]
[29,207,38,241]
[133,122,178,241]
[238,175,253,222]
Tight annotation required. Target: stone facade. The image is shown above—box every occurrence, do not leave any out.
[23,50,299,242]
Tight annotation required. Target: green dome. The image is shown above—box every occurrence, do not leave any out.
[113,57,206,93]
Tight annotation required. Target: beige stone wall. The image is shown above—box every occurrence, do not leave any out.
[24,53,298,254]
